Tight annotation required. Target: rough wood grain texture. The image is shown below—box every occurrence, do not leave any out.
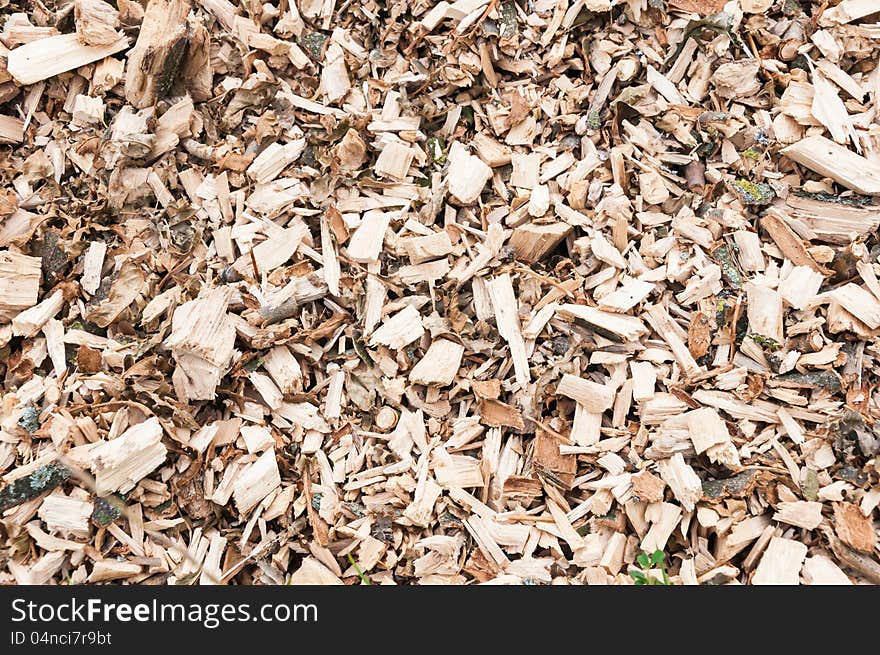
[0,251,41,322]
[409,339,465,386]
[510,222,572,264]
[0,115,25,143]
[88,417,168,495]
[752,537,807,585]
[75,0,121,47]
[781,135,880,196]
[6,33,129,85]
[124,0,191,109]
[1,0,878,587]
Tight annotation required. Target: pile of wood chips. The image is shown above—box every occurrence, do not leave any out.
[1,0,879,586]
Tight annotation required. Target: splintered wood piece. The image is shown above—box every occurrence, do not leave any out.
[403,231,453,264]
[746,284,784,342]
[0,251,41,321]
[591,231,627,269]
[262,346,301,395]
[522,302,558,340]
[825,283,880,329]
[374,140,415,181]
[447,141,493,205]
[398,260,450,285]
[857,261,880,303]
[246,141,306,183]
[369,305,425,349]
[570,404,602,446]
[249,372,283,410]
[657,454,702,512]
[347,211,391,263]
[179,15,212,101]
[685,407,730,454]
[630,361,656,402]
[810,68,856,147]
[288,557,344,585]
[320,42,350,103]
[486,274,530,387]
[556,374,615,413]
[240,425,274,454]
[510,222,571,264]
[776,407,805,445]
[822,0,880,25]
[432,449,484,488]
[166,287,236,401]
[81,241,107,295]
[323,367,344,419]
[334,129,367,172]
[641,502,682,553]
[0,115,25,143]
[833,502,876,553]
[233,448,281,513]
[528,185,551,217]
[478,399,525,430]
[752,537,807,584]
[781,135,880,196]
[598,279,655,313]
[232,224,308,276]
[644,304,701,377]
[631,471,665,503]
[38,494,93,537]
[826,301,879,338]
[124,0,191,109]
[7,33,129,85]
[559,304,648,342]
[12,289,64,337]
[801,555,852,585]
[472,132,512,167]
[88,560,142,582]
[320,215,340,295]
[733,231,765,272]
[760,211,827,274]
[773,501,823,530]
[510,153,541,189]
[535,429,577,489]
[409,339,464,386]
[74,0,121,46]
[778,265,824,310]
[89,417,168,495]
[43,318,66,377]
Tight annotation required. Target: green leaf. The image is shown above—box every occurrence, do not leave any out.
[636,553,650,568]
[629,570,647,583]
[651,550,666,565]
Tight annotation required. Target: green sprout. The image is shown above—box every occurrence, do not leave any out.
[347,553,372,586]
[629,550,672,586]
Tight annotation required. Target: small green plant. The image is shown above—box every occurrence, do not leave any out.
[629,550,671,586]
[347,553,372,586]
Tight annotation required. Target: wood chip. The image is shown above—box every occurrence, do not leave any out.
[781,136,880,196]
[7,33,129,85]
[752,537,807,585]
